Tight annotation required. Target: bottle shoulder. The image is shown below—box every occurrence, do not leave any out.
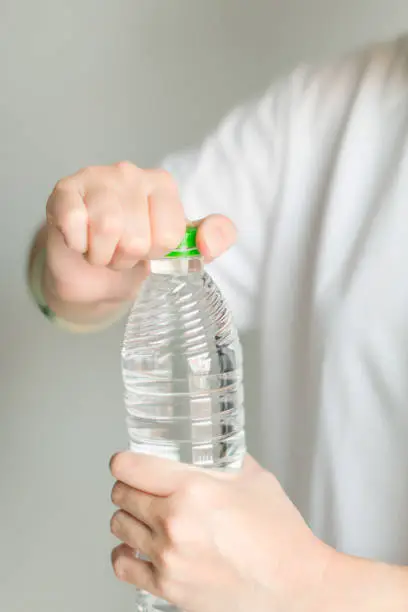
[122,270,241,358]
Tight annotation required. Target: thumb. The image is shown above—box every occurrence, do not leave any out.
[195,214,237,262]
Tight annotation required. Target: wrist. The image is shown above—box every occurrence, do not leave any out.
[262,533,335,612]
[29,247,131,332]
[287,539,337,612]
[29,246,56,321]
[317,548,408,611]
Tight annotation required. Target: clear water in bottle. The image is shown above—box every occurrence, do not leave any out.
[121,226,246,612]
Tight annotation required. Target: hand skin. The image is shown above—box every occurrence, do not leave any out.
[108,452,408,612]
[29,162,236,327]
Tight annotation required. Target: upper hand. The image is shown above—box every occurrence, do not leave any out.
[44,162,236,305]
[109,453,332,612]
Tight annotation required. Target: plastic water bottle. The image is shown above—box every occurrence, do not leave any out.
[121,225,246,612]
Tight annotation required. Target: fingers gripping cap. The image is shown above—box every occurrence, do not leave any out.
[165,226,201,258]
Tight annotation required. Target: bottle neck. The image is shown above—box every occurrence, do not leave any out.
[149,256,204,276]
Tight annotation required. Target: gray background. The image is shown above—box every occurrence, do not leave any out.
[1,1,407,610]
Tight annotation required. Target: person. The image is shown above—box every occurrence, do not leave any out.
[28,33,408,610]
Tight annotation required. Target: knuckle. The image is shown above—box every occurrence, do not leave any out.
[53,206,83,232]
[154,234,177,254]
[183,476,210,504]
[92,212,122,236]
[78,165,98,177]
[112,556,127,581]
[155,224,184,253]
[110,453,139,484]
[53,177,73,194]
[115,160,141,179]
[75,166,100,184]
[155,168,178,192]
[110,510,121,534]
[161,512,185,545]
[122,235,150,258]
[111,482,125,506]
[156,544,177,576]
[109,453,121,477]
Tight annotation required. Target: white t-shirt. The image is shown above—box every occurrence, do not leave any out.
[164,35,408,565]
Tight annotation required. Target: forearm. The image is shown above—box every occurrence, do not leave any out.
[319,550,408,611]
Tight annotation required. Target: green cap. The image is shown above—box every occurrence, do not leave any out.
[166,226,201,258]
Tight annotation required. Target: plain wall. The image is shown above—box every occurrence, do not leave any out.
[1,1,408,610]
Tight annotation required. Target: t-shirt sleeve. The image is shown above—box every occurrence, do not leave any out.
[162,73,303,331]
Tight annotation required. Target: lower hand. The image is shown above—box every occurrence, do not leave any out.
[109,453,332,612]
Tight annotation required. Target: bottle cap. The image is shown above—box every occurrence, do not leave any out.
[166,226,201,258]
